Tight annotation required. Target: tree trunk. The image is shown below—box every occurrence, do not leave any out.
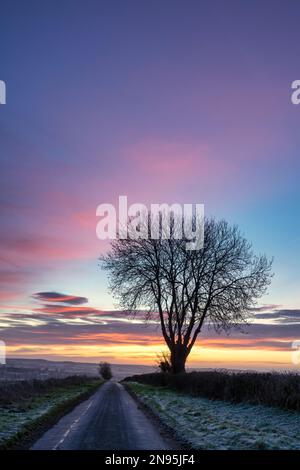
[170,344,188,374]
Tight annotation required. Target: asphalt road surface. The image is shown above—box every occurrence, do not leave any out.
[31,381,174,450]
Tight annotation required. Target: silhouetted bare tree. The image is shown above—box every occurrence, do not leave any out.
[101,217,273,373]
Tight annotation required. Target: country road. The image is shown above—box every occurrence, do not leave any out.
[31,381,175,450]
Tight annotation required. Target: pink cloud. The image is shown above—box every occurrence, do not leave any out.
[35,305,103,316]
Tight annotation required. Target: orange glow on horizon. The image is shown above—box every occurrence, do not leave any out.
[5,337,295,370]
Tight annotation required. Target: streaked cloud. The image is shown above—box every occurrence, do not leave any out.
[33,291,88,305]
[253,309,300,322]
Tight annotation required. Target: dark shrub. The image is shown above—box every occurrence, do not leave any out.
[99,362,112,380]
[156,352,172,373]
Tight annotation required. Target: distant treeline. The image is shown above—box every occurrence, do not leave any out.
[124,370,300,411]
[0,375,97,405]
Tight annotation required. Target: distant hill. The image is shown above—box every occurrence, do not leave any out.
[0,358,156,381]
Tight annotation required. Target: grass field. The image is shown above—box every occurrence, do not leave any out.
[0,376,102,449]
[124,370,300,411]
[128,382,300,450]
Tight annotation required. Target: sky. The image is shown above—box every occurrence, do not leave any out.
[0,0,300,370]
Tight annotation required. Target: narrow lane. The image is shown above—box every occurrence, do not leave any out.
[31,381,173,450]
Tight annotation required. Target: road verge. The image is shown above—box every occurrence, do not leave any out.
[0,377,102,450]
